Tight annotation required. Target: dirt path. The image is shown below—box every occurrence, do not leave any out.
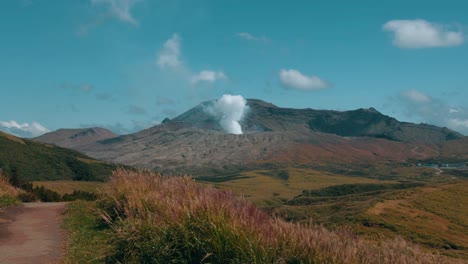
[0,202,68,264]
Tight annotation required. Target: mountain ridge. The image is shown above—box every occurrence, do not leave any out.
[165,98,463,143]
[34,127,117,149]
[31,98,465,173]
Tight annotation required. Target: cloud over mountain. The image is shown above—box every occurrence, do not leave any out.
[191,70,227,85]
[157,34,227,85]
[399,89,468,135]
[157,33,183,70]
[0,120,50,138]
[279,69,330,91]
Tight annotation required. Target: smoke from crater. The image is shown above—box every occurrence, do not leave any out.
[206,94,249,134]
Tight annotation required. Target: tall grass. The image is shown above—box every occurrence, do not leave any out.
[99,168,445,263]
[0,170,22,207]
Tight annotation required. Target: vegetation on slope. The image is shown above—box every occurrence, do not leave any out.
[362,182,468,259]
[0,131,116,181]
[63,168,444,263]
[198,166,468,259]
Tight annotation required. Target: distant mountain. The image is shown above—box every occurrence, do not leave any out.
[34,127,117,149]
[66,99,463,173]
[0,131,116,181]
[170,99,463,143]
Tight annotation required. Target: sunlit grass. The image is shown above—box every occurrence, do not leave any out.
[363,181,468,259]
[209,167,395,206]
[83,168,444,263]
[0,170,22,207]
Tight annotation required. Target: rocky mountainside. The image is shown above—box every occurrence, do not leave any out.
[169,99,462,143]
[35,99,464,173]
[34,127,117,148]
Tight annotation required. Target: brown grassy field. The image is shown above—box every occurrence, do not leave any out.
[198,166,468,260]
[362,181,468,259]
[205,167,396,206]
[63,168,446,263]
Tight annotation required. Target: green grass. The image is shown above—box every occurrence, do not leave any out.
[61,201,112,263]
[0,132,116,181]
[0,195,20,207]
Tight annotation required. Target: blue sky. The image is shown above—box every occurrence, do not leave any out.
[1,0,467,137]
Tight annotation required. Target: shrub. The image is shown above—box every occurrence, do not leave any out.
[63,190,99,201]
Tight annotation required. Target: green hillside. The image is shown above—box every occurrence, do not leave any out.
[0,131,116,181]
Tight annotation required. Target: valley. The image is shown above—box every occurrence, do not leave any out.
[1,99,467,262]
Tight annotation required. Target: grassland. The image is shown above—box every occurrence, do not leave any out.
[201,167,396,207]
[33,181,104,195]
[62,168,445,263]
[197,166,468,260]
[62,201,113,263]
[362,181,468,258]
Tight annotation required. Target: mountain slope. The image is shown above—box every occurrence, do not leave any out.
[80,126,440,173]
[171,99,462,143]
[0,131,116,181]
[34,127,117,149]
[49,99,463,172]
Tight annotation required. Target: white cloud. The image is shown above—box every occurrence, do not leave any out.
[237,32,269,42]
[91,0,142,25]
[400,89,432,103]
[157,33,182,69]
[157,34,228,87]
[279,69,330,91]
[448,118,468,130]
[383,19,463,49]
[191,70,227,85]
[397,90,468,135]
[0,120,50,138]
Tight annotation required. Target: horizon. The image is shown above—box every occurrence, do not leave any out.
[1,0,467,137]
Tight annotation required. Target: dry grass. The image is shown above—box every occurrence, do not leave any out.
[0,131,25,145]
[0,170,22,207]
[97,168,446,263]
[211,167,394,206]
[364,181,468,259]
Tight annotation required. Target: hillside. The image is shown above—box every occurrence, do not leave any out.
[0,131,116,181]
[79,125,440,173]
[34,127,117,149]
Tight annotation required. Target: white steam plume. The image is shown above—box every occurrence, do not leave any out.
[207,94,248,134]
